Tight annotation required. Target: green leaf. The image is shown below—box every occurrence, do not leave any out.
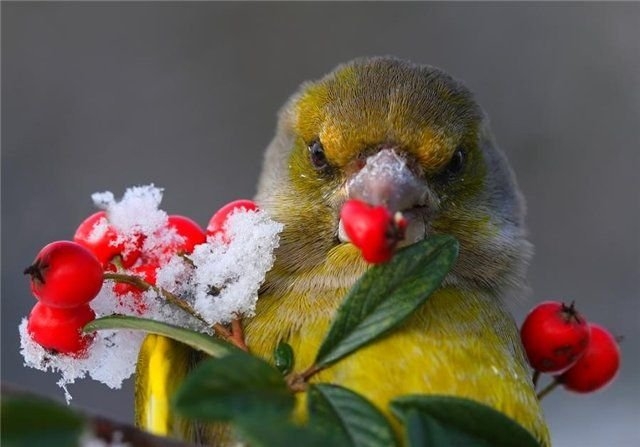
[308,384,398,447]
[314,235,458,368]
[1,397,85,447]
[274,341,295,375]
[390,395,541,447]
[85,315,234,357]
[172,351,295,422]
[233,414,340,447]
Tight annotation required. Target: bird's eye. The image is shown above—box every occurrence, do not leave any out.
[308,141,329,170]
[443,147,466,177]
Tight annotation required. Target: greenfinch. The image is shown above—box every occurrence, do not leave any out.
[136,56,550,446]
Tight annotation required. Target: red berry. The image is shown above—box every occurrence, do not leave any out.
[73,211,141,268]
[166,215,206,254]
[558,323,621,393]
[207,200,259,242]
[27,302,95,356]
[24,241,104,308]
[113,264,157,313]
[520,301,591,373]
[340,199,406,264]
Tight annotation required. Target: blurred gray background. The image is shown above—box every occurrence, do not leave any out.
[2,3,638,446]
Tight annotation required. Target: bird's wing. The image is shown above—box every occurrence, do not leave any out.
[134,334,199,442]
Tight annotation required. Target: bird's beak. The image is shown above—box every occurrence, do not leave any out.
[345,148,426,212]
[338,148,431,245]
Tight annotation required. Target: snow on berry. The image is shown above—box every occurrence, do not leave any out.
[27,302,96,355]
[20,185,283,401]
[19,310,144,403]
[207,199,258,240]
[91,184,183,264]
[19,280,164,402]
[157,206,283,325]
[74,211,142,268]
[91,185,167,238]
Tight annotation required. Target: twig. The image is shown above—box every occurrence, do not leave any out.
[209,321,248,352]
[212,323,231,339]
[177,253,195,267]
[109,255,125,271]
[537,379,561,400]
[532,370,541,390]
[285,364,324,392]
[230,319,248,351]
[103,272,209,327]
[2,382,195,447]
[104,273,249,352]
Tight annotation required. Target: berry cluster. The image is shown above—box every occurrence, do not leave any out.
[75,212,208,313]
[520,301,621,396]
[23,199,258,357]
[340,199,407,264]
[24,241,102,355]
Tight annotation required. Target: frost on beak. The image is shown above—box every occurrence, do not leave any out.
[345,149,425,213]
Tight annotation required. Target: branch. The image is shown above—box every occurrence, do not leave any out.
[103,272,210,327]
[90,416,194,447]
[2,382,196,447]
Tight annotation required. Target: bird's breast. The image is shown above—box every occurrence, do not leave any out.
[244,285,550,445]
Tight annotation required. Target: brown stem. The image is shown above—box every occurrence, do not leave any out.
[103,272,209,327]
[90,417,194,447]
[532,370,541,390]
[104,272,150,289]
[285,364,324,392]
[537,378,561,400]
[212,323,231,339]
[2,383,195,447]
[300,364,323,381]
[109,255,125,271]
[230,319,247,351]
[177,253,195,267]
[210,321,248,352]
[103,273,249,351]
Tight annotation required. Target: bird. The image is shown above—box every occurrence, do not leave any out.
[136,56,550,446]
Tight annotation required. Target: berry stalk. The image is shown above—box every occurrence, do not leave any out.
[537,379,560,400]
[103,272,248,351]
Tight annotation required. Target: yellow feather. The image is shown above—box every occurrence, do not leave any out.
[135,334,195,440]
[245,268,550,445]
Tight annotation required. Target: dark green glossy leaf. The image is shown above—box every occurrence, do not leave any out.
[308,384,397,447]
[390,395,541,447]
[315,235,458,368]
[274,341,294,375]
[172,351,294,422]
[233,413,340,447]
[1,397,85,447]
[85,315,234,357]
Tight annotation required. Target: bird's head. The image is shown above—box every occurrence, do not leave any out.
[257,57,531,294]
